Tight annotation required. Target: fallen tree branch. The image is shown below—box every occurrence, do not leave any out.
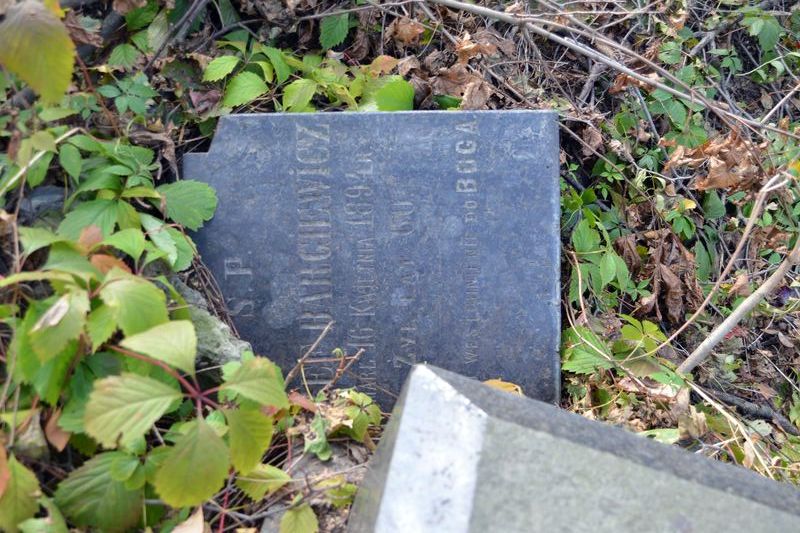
[678,235,800,375]
[705,386,800,436]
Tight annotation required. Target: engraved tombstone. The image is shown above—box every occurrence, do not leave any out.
[183,111,560,406]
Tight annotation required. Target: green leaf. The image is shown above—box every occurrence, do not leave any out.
[203,55,241,82]
[280,504,319,533]
[18,226,64,255]
[156,180,218,230]
[57,199,118,239]
[320,13,350,50]
[262,46,291,83]
[108,43,141,68]
[29,291,90,361]
[153,418,230,507]
[0,454,40,533]
[58,143,82,180]
[235,464,290,501]
[18,497,68,533]
[30,131,56,153]
[562,326,615,375]
[304,414,331,461]
[0,0,75,103]
[99,268,168,336]
[26,152,53,187]
[102,228,146,261]
[224,408,274,474]
[221,357,289,409]
[702,191,726,220]
[571,219,600,254]
[375,78,414,111]
[222,71,268,107]
[84,373,182,448]
[598,252,617,287]
[87,304,117,352]
[140,213,178,267]
[282,78,317,112]
[54,452,143,532]
[166,227,195,271]
[120,320,197,375]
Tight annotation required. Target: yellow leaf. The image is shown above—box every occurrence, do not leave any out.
[0,0,75,103]
[483,379,524,396]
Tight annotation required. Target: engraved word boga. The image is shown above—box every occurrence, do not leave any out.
[183,111,560,406]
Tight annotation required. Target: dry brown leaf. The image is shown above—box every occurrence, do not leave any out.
[368,55,398,76]
[388,17,424,47]
[288,390,317,413]
[678,406,708,440]
[64,10,103,47]
[112,0,146,15]
[431,63,491,109]
[729,273,751,297]
[617,377,679,402]
[483,379,524,396]
[78,225,103,249]
[91,254,131,274]
[581,126,603,157]
[44,409,70,452]
[397,56,421,77]
[455,32,498,63]
[608,72,659,94]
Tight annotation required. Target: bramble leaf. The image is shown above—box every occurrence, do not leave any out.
[222,71,268,107]
[224,408,274,474]
[0,453,40,533]
[153,419,230,507]
[54,452,143,531]
[221,358,289,409]
[0,0,75,103]
[99,268,168,336]
[236,464,290,501]
[84,373,182,448]
[120,320,197,375]
[320,14,349,50]
[203,55,240,82]
[156,180,218,231]
[280,504,318,533]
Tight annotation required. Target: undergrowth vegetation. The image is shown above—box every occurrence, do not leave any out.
[1,0,800,530]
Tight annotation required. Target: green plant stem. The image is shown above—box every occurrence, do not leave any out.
[0,127,81,198]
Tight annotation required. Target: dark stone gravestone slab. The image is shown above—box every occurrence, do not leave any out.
[183,111,560,406]
[349,365,800,532]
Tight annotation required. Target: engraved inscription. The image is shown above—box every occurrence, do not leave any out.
[295,123,334,384]
[224,257,254,317]
[454,121,482,369]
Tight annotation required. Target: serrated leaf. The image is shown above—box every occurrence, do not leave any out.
[224,408,274,474]
[282,78,317,112]
[58,143,82,180]
[102,228,146,261]
[262,46,291,83]
[108,43,141,68]
[84,373,182,448]
[280,504,318,533]
[18,496,68,533]
[156,180,218,231]
[221,358,289,409]
[203,55,240,82]
[599,252,617,287]
[222,71,268,107]
[99,268,168,336]
[0,454,40,533]
[166,227,195,271]
[54,452,143,532]
[18,226,64,255]
[375,77,414,111]
[153,418,230,507]
[0,0,75,103]
[29,291,90,361]
[121,320,197,375]
[140,213,178,267]
[320,13,349,50]
[236,464,290,501]
[57,199,118,239]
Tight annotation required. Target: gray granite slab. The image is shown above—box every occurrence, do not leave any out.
[183,111,560,406]
[348,365,800,532]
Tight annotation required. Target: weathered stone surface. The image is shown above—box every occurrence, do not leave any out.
[183,111,560,406]
[349,365,800,532]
